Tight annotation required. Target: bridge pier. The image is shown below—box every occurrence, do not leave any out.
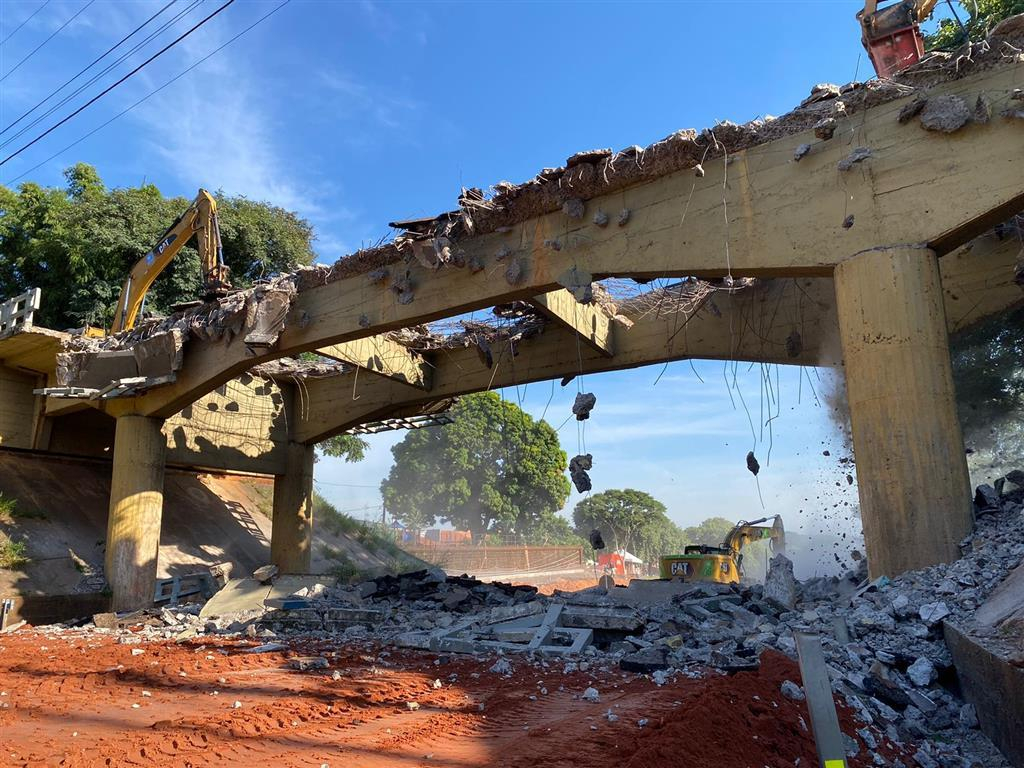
[106,414,166,611]
[271,441,315,573]
[834,244,973,578]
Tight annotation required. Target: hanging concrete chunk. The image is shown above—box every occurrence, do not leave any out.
[562,198,585,219]
[897,97,928,124]
[814,117,837,140]
[793,143,811,162]
[573,392,596,420]
[919,94,972,133]
[592,210,609,227]
[570,453,593,493]
[837,146,872,171]
[746,450,760,476]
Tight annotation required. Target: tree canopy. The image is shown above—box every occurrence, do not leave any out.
[926,0,1024,50]
[0,163,316,330]
[681,516,735,548]
[572,488,688,564]
[380,392,571,539]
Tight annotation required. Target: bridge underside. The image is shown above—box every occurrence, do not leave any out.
[4,30,1024,609]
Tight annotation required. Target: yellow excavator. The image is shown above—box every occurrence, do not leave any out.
[857,0,940,78]
[659,515,786,584]
[106,189,231,334]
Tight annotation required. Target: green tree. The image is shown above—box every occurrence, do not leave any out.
[681,516,735,548]
[380,392,571,538]
[573,489,684,564]
[926,0,1024,49]
[319,434,370,463]
[0,164,316,330]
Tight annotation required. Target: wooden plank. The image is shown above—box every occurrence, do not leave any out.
[318,335,431,389]
[529,289,614,357]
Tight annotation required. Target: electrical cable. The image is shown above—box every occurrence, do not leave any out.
[0,0,51,48]
[0,0,177,139]
[0,0,95,84]
[9,0,288,182]
[0,0,237,168]
[0,0,205,150]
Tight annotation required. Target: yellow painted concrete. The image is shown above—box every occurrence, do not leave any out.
[834,245,973,577]
[105,414,166,611]
[270,441,314,573]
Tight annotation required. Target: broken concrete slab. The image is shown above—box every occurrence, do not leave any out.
[561,606,642,632]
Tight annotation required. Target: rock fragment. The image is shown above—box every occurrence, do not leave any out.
[572,392,596,420]
[764,553,797,610]
[570,454,593,493]
[919,95,972,133]
[837,146,872,171]
[780,680,805,701]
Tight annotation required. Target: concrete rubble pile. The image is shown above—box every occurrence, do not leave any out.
[34,477,1020,767]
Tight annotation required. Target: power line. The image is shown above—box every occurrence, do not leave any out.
[1,0,237,168]
[0,0,95,84]
[0,0,52,48]
[0,0,204,149]
[1,0,177,139]
[9,0,290,183]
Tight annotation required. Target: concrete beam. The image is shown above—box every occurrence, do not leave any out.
[317,336,431,389]
[293,277,840,444]
[529,289,614,357]
[115,64,1024,420]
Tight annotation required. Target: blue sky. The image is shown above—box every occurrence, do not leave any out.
[3,0,961,572]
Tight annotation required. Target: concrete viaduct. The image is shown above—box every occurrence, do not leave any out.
[2,55,1023,610]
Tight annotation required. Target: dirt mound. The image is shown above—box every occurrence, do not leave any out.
[0,449,408,597]
[0,631,901,768]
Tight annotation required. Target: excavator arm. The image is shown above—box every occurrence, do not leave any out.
[111,189,230,334]
[723,515,786,559]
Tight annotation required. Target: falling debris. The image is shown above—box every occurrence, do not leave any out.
[570,454,593,493]
[746,451,760,476]
[573,392,597,421]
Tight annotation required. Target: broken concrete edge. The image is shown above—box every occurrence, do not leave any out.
[49,16,1024,373]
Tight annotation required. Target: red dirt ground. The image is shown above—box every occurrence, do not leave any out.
[0,628,905,768]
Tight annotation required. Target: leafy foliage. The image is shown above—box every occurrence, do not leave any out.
[381,392,571,538]
[0,163,315,330]
[681,516,735,548]
[925,0,1024,49]
[573,489,686,564]
[319,434,370,463]
[0,539,28,569]
[951,307,1024,435]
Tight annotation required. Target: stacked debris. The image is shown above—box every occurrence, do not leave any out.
[32,473,1023,766]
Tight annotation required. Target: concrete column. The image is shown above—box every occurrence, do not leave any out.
[106,414,166,612]
[834,244,972,578]
[271,441,315,573]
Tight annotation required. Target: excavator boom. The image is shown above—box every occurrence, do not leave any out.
[111,189,230,334]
